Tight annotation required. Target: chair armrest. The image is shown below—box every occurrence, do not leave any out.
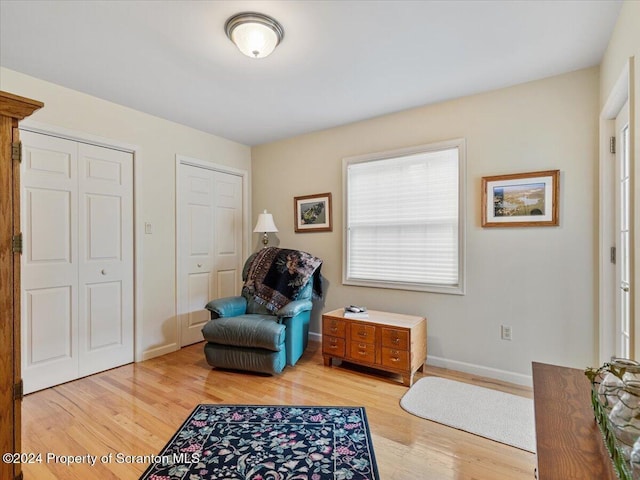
[205,296,247,318]
[276,299,312,319]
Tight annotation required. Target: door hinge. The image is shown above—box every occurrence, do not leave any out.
[11,141,22,162]
[610,136,616,154]
[611,246,616,264]
[14,379,23,401]
[12,233,22,254]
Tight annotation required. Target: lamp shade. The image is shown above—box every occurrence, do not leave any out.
[253,210,278,233]
[225,12,284,59]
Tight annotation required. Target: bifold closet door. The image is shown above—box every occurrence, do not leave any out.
[21,131,133,393]
[21,133,79,392]
[178,164,243,347]
[77,142,133,377]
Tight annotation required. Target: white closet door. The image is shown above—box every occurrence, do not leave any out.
[211,171,243,299]
[77,143,133,376]
[179,165,215,346]
[21,132,134,393]
[21,132,79,393]
[178,164,243,347]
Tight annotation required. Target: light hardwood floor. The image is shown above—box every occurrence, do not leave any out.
[21,341,536,479]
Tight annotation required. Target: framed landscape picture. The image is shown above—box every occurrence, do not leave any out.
[482,170,560,227]
[294,192,332,232]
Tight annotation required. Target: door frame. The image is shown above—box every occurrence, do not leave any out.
[175,154,249,348]
[599,59,633,363]
[18,120,143,361]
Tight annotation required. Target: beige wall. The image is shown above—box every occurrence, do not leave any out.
[2,18,614,384]
[599,0,640,356]
[252,67,600,384]
[600,0,639,105]
[0,67,252,361]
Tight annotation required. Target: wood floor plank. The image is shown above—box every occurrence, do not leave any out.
[22,340,536,479]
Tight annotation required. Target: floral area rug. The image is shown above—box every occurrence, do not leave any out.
[139,405,379,480]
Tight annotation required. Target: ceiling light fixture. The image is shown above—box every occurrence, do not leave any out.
[225,12,284,59]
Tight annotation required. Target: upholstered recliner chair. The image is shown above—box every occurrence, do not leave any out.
[202,247,322,374]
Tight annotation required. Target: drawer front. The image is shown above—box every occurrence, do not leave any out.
[381,347,410,370]
[323,336,345,356]
[349,341,376,364]
[350,324,376,344]
[323,318,346,338]
[381,328,409,350]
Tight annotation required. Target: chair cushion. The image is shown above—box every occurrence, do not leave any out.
[201,315,285,352]
[203,343,286,374]
[245,296,272,315]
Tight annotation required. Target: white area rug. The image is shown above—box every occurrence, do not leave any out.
[400,376,536,453]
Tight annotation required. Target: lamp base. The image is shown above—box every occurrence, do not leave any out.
[262,232,269,248]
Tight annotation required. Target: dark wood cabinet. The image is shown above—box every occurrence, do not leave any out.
[532,362,617,480]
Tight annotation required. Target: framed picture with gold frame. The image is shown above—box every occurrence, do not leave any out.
[482,170,560,227]
[294,192,332,232]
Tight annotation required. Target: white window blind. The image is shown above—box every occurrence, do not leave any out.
[344,141,464,293]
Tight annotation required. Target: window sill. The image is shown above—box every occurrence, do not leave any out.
[342,277,465,295]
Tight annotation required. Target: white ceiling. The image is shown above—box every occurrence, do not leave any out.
[0,0,622,146]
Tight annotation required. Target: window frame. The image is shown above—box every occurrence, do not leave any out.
[342,138,466,295]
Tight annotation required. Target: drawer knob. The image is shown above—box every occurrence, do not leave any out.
[392,337,400,344]
[391,357,400,362]
[358,331,367,337]
[330,327,338,333]
[358,350,367,356]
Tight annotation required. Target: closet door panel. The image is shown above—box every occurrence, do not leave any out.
[78,143,133,377]
[20,133,134,391]
[177,165,244,347]
[26,286,72,364]
[212,172,242,301]
[26,188,71,263]
[86,282,122,349]
[21,132,78,393]
[178,165,215,346]
[87,194,122,259]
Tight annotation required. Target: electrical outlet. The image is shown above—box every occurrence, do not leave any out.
[501,325,512,341]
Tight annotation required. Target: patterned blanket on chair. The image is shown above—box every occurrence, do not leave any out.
[243,247,323,312]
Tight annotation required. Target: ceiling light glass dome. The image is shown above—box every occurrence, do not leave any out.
[225,12,284,59]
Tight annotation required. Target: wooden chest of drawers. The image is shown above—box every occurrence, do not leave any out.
[322,308,427,386]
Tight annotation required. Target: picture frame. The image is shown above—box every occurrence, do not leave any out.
[481,170,560,227]
[294,192,332,232]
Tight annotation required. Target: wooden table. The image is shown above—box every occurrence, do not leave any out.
[322,308,426,386]
[532,362,616,479]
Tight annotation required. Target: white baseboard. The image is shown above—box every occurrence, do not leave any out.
[427,355,532,387]
[141,343,179,361]
[309,331,322,342]
[311,331,531,386]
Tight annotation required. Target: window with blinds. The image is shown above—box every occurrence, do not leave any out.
[343,139,465,294]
